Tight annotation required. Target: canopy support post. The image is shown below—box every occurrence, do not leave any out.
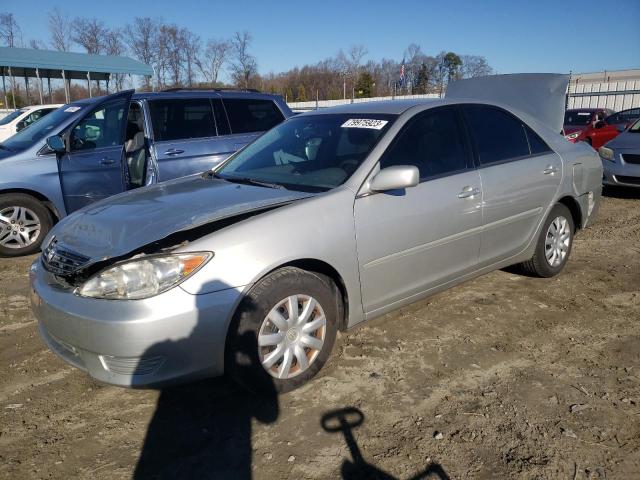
[8,67,16,109]
[61,70,69,103]
[2,67,7,112]
[24,74,30,105]
[47,72,52,103]
[36,68,44,105]
[87,72,92,98]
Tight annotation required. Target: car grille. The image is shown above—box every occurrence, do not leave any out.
[622,154,640,165]
[41,238,91,276]
[614,175,640,186]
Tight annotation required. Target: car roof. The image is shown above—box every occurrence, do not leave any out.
[131,90,284,101]
[297,99,445,116]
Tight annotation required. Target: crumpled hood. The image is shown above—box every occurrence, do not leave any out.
[49,174,314,261]
[607,131,640,150]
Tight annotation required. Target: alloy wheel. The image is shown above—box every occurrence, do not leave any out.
[0,206,41,249]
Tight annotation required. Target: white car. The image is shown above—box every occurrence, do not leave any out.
[0,104,62,142]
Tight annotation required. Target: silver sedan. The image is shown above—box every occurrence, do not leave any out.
[30,75,603,393]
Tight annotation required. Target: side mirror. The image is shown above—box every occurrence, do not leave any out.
[46,135,66,154]
[370,165,419,192]
[16,120,26,131]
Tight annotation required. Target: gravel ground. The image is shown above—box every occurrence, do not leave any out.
[0,189,639,480]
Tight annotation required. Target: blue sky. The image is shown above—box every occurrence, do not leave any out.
[7,0,640,79]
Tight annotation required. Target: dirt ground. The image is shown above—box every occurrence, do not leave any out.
[1,189,639,480]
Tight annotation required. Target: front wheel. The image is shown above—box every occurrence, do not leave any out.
[520,203,574,277]
[225,267,339,394]
[0,193,53,257]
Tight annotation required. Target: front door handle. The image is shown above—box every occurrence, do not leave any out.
[543,165,559,175]
[458,186,481,199]
[164,148,184,156]
[100,158,115,165]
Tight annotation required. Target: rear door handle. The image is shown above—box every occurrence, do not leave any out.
[100,158,115,165]
[458,186,481,199]
[543,165,559,175]
[164,148,184,156]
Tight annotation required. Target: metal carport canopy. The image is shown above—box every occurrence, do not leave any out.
[0,47,153,80]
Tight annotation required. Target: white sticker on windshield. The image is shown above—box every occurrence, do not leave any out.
[341,119,388,130]
[64,106,81,113]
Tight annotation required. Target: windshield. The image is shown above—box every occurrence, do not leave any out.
[217,113,396,192]
[0,109,26,126]
[2,105,81,151]
[564,111,594,126]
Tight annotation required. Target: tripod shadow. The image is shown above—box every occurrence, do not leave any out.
[322,408,450,480]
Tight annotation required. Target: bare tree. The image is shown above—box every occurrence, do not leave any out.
[72,17,107,54]
[105,29,126,89]
[48,7,72,51]
[124,17,158,90]
[348,44,368,73]
[198,39,230,85]
[181,28,200,88]
[0,12,21,47]
[28,39,46,49]
[460,55,493,78]
[158,24,184,87]
[230,31,257,89]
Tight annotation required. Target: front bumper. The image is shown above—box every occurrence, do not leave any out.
[602,152,640,188]
[30,259,243,387]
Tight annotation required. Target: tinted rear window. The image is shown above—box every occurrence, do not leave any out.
[463,105,530,165]
[223,99,284,134]
[564,111,594,126]
[149,99,216,141]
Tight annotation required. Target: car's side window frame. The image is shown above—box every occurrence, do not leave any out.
[68,97,129,153]
[147,96,218,144]
[378,105,475,184]
[458,103,555,169]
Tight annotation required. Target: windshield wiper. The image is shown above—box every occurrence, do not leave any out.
[216,174,286,190]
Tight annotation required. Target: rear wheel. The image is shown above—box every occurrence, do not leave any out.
[225,267,339,394]
[520,203,574,277]
[0,194,52,257]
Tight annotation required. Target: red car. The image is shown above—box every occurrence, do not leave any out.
[573,107,640,149]
[563,108,613,142]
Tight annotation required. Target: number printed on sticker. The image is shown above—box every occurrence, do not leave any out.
[341,118,389,130]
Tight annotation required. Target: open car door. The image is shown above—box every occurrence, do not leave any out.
[446,73,569,134]
[58,90,134,214]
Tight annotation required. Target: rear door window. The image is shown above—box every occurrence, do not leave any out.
[524,125,553,155]
[463,105,530,166]
[149,98,216,142]
[223,99,284,134]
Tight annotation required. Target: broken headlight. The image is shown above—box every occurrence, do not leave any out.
[77,252,212,300]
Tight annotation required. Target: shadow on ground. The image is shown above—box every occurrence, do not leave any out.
[322,407,450,480]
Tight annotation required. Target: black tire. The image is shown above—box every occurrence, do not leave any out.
[225,266,339,394]
[520,203,575,278]
[0,193,53,257]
